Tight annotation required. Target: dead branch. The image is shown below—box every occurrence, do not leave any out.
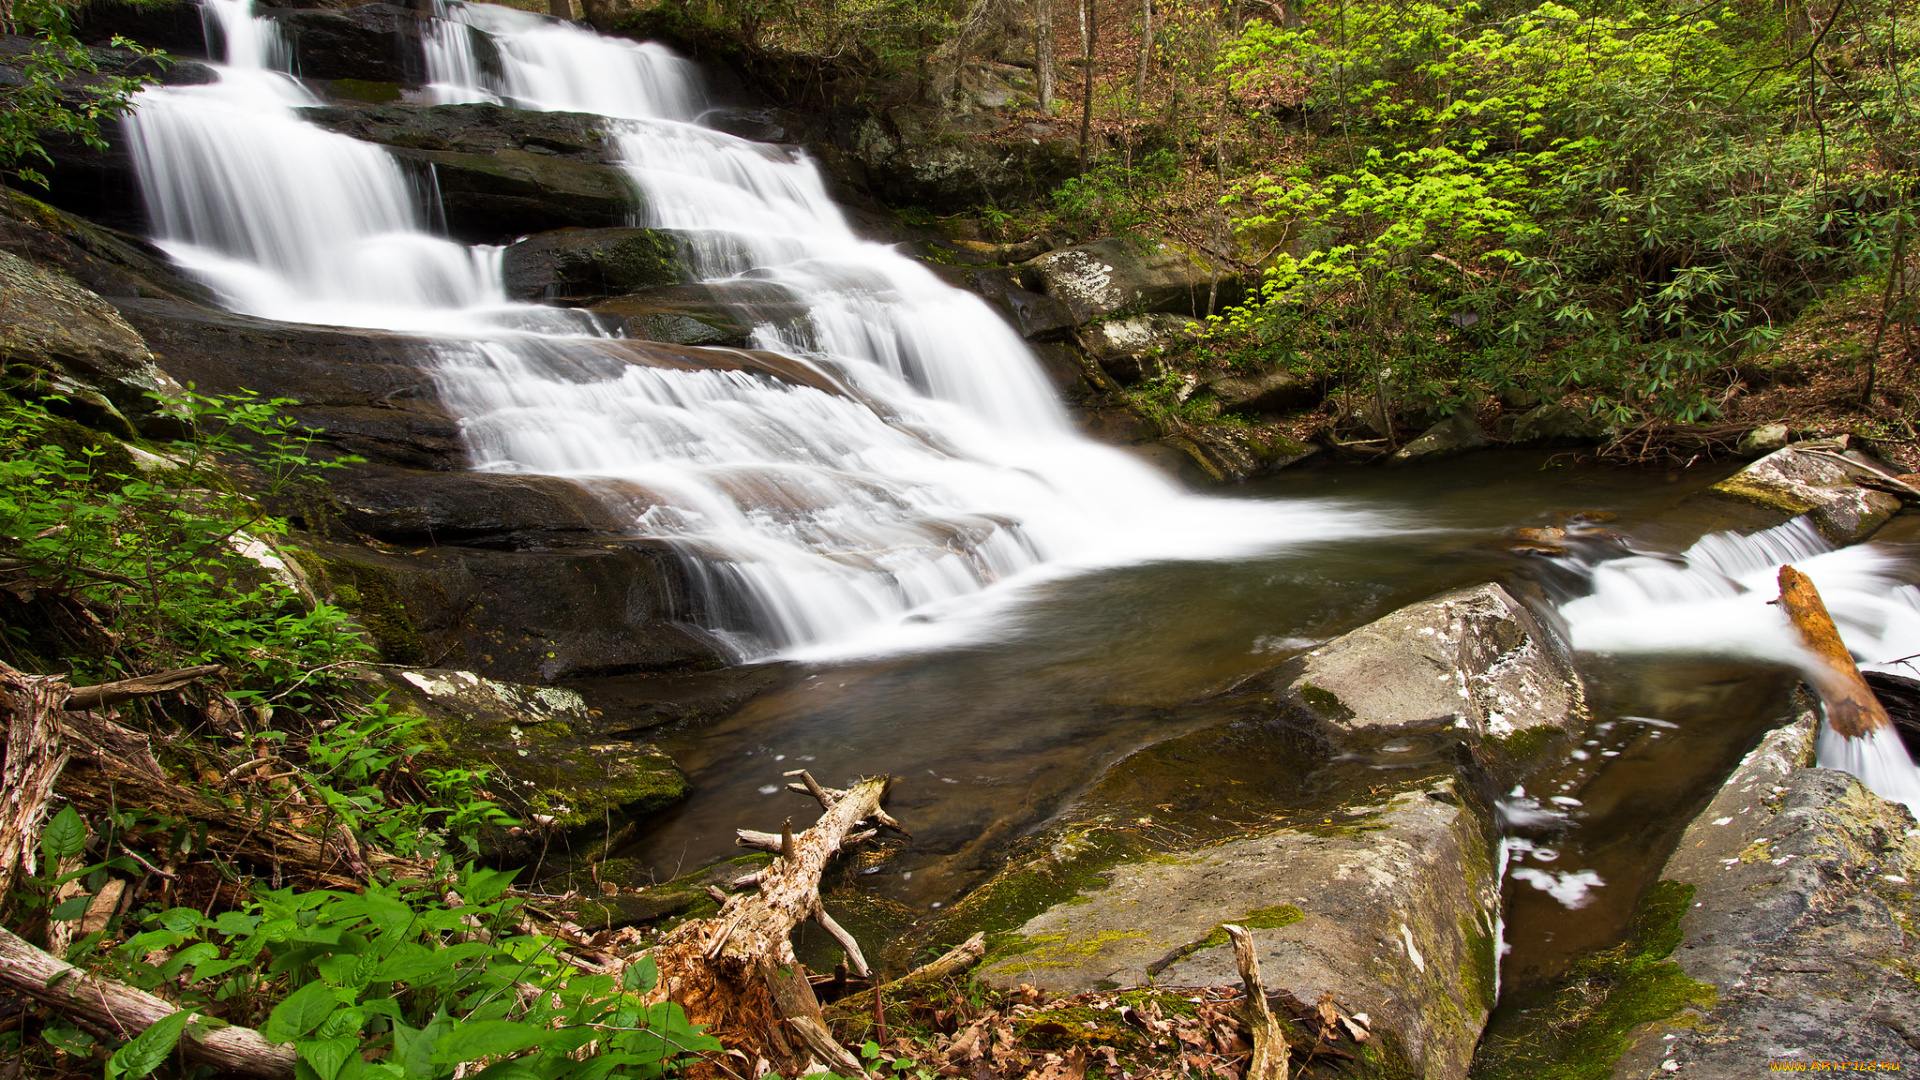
[649,773,893,1075]
[1,664,70,894]
[826,932,988,1021]
[1224,924,1289,1080]
[0,925,296,1080]
[65,665,226,711]
[1778,565,1893,738]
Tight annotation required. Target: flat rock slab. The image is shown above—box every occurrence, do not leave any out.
[1276,582,1586,759]
[1613,712,1920,1077]
[978,778,1501,1080]
[1705,442,1901,544]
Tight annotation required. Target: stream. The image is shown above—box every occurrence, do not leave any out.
[113,0,1920,1033]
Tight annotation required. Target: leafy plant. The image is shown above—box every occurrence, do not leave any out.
[1,0,165,188]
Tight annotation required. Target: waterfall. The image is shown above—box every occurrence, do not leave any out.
[122,0,1380,660]
[1561,517,1920,814]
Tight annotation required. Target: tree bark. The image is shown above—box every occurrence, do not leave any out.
[64,665,226,712]
[825,932,986,1021]
[647,773,899,1076]
[1078,0,1097,170]
[0,925,297,1080]
[1135,0,1153,105]
[1,665,69,893]
[1778,565,1893,738]
[1035,0,1054,109]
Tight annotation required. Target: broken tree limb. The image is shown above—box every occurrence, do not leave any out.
[813,903,870,978]
[64,665,226,711]
[1778,565,1893,738]
[1224,924,1289,1080]
[825,932,988,1022]
[0,924,297,1080]
[649,774,892,1076]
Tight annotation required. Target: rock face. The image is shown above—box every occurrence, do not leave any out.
[977,778,1503,1080]
[1024,238,1245,325]
[1077,313,1202,385]
[1706,441,1902,544]
[1274,583,1586,764]
[300,103,639,241]
[328,465,641,546]
[270,4,426,83]
[920,263,1074,342]
[1611,712,1920,1077]
[1206,368,1320,415]
[0,250,187,436]
[588,283,764,347]
[361,667,689,837]
[1391,411,1490,462]
[833,104,1080,213]
[500,227,690,303]
[1507,401,1607,445]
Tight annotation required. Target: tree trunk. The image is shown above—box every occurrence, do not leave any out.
[0,665,69,894]
[1078,0,1096,170]
[647,773,901,1076]
[0,925,297,1080]
[1135,0,1153,104]
[1035,0,1054,109]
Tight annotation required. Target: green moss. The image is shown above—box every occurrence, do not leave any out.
[1298,682,1356,722]
[1469,881,1717,1080]
[309,555,426,664]
[1146,904,1305,977]
[324,78,403,103]
[1482,724,1565,765]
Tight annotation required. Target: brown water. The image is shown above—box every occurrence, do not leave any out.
[581,449,1836,993]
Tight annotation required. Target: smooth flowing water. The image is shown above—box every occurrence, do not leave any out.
[117,0,1920,1007]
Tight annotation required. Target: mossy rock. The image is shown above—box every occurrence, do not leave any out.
[500,227,691,304]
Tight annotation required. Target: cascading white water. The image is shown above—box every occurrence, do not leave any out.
[1562,516,1920,814]
[124,0,1379,660]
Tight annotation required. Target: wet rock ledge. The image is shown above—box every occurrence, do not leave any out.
[902,580,1590,1080]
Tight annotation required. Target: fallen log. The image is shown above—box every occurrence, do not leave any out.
[825,932,988,1022]
[65,664,226,711]
[0,924,296,1080]
[1777,566,1892,738]
[1,665,69,892]
[648,771,899,1076]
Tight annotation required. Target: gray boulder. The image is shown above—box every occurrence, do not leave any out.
[1736,422,1789,457]
[500,227,690,303]
[977,777,1503,1080]
[1391,411,1489,462]
[838,105,1080,213]
[0,250,186,436]
[1708,441,1902,544]
[1509,401,1607,445]
[1024,237,1245,325]
[1205,368,1320,415]
[1611,711,1920,1077]
[1277,582,1587,763]
[1078,313,1202,385]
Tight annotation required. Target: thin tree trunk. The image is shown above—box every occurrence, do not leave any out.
[0,666,68,895]
[1035,0,1054,109]
[1135,0,1153,105]
[1865,207,1910,405]
[1078,0,1096,171]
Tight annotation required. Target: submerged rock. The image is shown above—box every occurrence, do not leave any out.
[1706,441,1901,543]
[1610,710,1920,1077]
[0,250,187,436]
[1024,238,1245,325]
[588,283,767,346]
[1274,582,1587,770]
[975,777,1502,1080]
[500,227,690,303]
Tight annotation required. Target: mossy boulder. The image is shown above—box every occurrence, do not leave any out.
[974,778,1503,1080]
[1704,440,1900,544]
[362,667,690,839]
[1391,410,1489,462]
[500,227,690,304]
[1205,368,1322,416]
[1603,710,1920,1077]
[1023,238,1248,326]
[1077,313,1202,386]
[0,249,186,437]
[1267,582,1587,778]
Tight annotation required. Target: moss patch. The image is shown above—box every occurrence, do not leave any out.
[309,553,427,664]
[1469,880,1717,1080]
[1146,904,1305,977]
[1298,682,1355,722]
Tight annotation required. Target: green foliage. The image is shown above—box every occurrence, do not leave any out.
[0,0,164,188]
[1053,149,1183,236]
[0,390,369,691]
[1213,0,1919,424]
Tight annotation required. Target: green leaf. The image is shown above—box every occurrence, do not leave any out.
[158,907,206,935]
[41,805,85,862]
[262,980,340,1042]
[430,1020,548,1065]
[104,1009,191,1080]
[50,895,91,921]
[42,1026,97,1057]
[621,953,658,994]
[296,1036,360,1080]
